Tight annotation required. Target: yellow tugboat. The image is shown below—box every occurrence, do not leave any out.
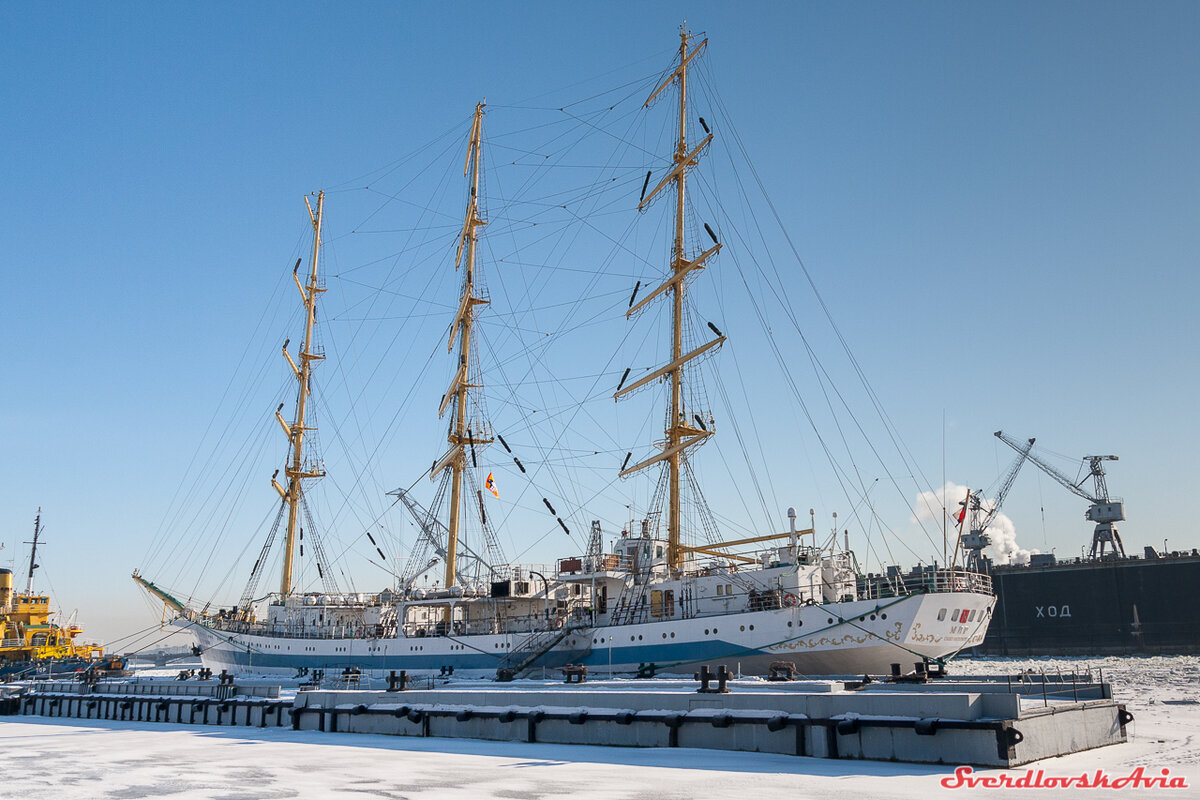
[1,510,123,679]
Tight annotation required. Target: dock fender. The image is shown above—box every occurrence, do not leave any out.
[766,714,789,732]
[915,717,939,736]
[835,717,859,735]
[996,722,1024,760]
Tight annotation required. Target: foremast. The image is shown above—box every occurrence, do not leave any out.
[25,507,42,595]
[435,102,492,590]
[271,192,327,597]
[616,29,724,571]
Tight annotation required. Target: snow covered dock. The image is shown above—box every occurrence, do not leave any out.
[4,671,1131,767]
[290,673,1129,767]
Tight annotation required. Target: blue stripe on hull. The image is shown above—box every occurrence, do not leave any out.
[578,639,754,670]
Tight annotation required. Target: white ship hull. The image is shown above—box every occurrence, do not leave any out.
[183,590,993,678]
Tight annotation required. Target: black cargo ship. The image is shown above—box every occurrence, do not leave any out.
[975,547,1200,655]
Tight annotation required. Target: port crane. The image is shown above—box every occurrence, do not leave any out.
[957,437,1035,572]
[995,430,1126,558]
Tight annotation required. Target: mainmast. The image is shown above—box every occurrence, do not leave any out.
[616,29,724,571]
[272,191,326,597]
[26,507,42,595]
[434,102,491,590]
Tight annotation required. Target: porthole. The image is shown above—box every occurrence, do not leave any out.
[870,614,876,621]
[638,635,643,641]
[631,636,636,641]
[662,633,667,639]
[749,625,754,631]
[705,629,710,635]
[859,616,866,622]
[827,618,833,624]
[881,613,887,620]
[787,621,793,628]
[713,627,718,634]
[670,632,675,638]
[740,625,745,632]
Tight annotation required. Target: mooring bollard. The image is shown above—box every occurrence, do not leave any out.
[636,662,657,679]
[696,664,732,693]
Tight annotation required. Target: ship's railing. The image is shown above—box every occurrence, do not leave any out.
[556,554,632,576]
[402,607,594,639]
[1,638,23,648]
[859,568,992,599]
[202,606,596,641]
[498,563,556,582]
[203,619,395,640]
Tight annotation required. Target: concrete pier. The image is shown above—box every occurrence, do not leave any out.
[2,679,290,728]
[291,676,1130,767]
[3,675,1132,767]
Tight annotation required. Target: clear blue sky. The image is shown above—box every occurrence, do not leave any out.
[3,2,1198,645]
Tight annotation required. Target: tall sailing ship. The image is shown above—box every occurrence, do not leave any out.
[135,30,994,677]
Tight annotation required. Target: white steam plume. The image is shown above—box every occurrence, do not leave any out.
[913,481,1037,566]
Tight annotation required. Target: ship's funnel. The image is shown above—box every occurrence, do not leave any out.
[0,568,12,612]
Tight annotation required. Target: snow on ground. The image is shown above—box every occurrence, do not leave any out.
[0,656,1195,799]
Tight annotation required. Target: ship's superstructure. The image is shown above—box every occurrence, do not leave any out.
[135,29,996,678]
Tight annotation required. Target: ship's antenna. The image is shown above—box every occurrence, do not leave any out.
[25,507,42,595]
[616,28,724,571]
[273,191,327,597]
[437,102,492,591]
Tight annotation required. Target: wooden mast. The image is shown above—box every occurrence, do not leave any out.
[615,29,724,571]
[274,191,326,597]
[438,102,490,591]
